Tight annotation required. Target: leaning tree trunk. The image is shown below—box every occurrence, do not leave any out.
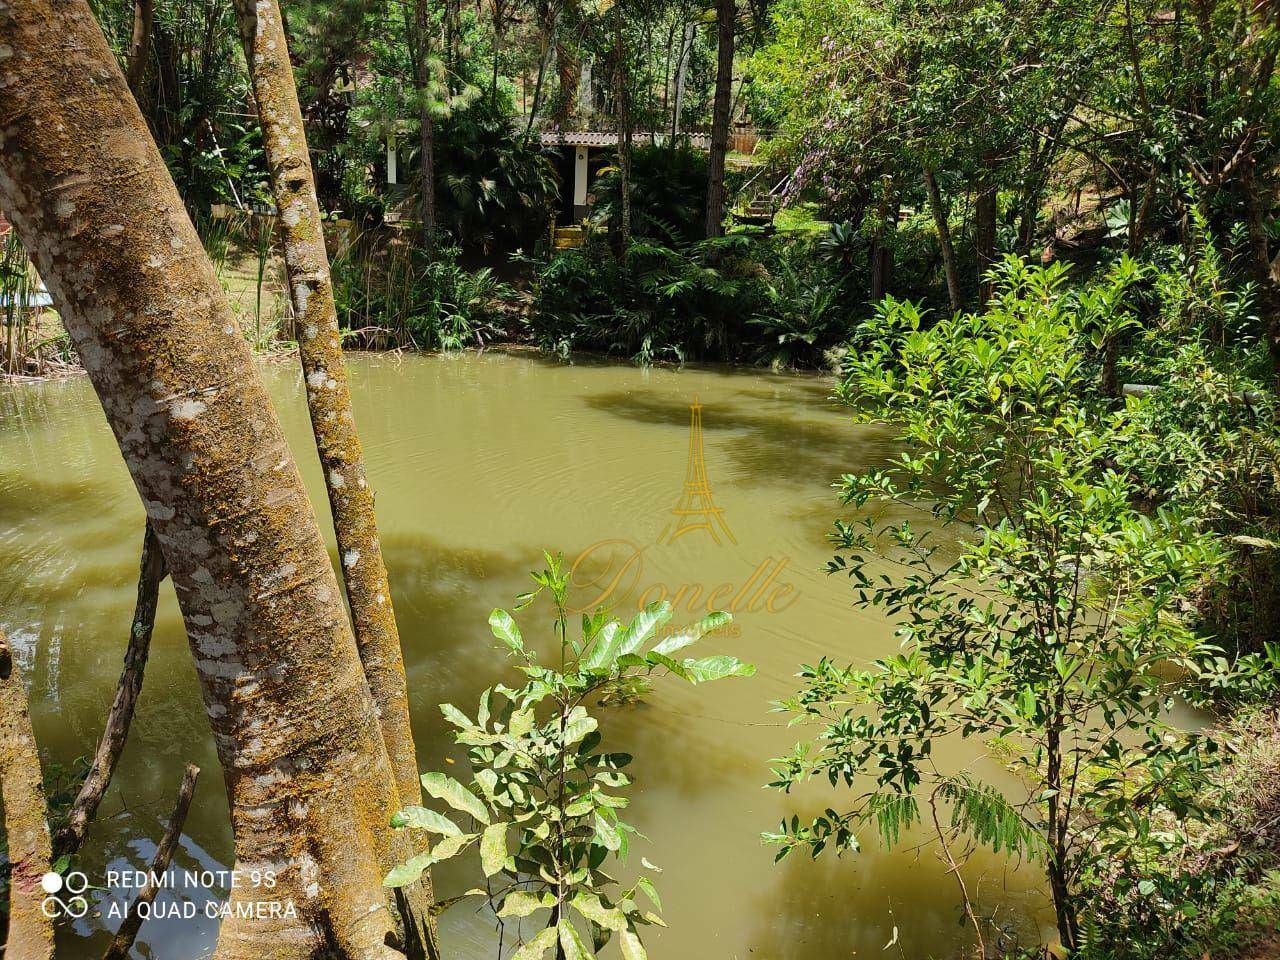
[704,0,734,238]
[974,172,997,305]
[0,629,55,960]
[923,168,962,312]
[0,2,415,956]
[233,1,439,947]
[615,7,632,252]
[232,0,424,815]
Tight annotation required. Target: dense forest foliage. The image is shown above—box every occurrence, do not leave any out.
[0,0,1279,958]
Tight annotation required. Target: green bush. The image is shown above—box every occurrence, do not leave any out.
[592,142,710,244]
[331,236,510,350]
[521,230,860,366]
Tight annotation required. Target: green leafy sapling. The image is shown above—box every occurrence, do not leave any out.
[766,259,1229,954]
[385,552,753,959]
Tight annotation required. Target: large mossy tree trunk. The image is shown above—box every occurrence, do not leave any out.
[704,0,734,238]
[232,0,424,816]
[0,629,55,960]
[0,2,413,955]
[233,0,439,948]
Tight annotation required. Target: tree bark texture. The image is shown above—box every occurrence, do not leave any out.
[923,168,962,312]
[0,2,412,955]
[0,629,55,960]
[704,0,734,238]
[232,0,424,813]
[975,174,997,305]
[53,522,166,859]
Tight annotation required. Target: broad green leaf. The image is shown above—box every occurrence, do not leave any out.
[651,611,732,655]
[558,919,591,960]
[475,768,500,802]
[421,772,490,824]
[489,608,524,653]
[636,876,662,912]
[498,890,550,918]
[563,707,599,746]
[617,602,674,657]
[383,853,433,888]
[620,929,648,960]
[430,832,477,862]
[594,812,622,851]
[682,655,755,683]
[571,893,627,931]
[512,926,559,960]
[581,620,622,671]
[509,707,535,737]
[440,703,474,730]
[393,806,462,836]
[480,823,507,877]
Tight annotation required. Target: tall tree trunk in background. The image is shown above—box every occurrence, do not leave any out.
[0,630,55,960]
[233,0,439,949]
[1243,160,1280,394]
[615,8,632,252]
[671,20,694,137]
[975,172,997,305]
[704,0,734,237]
[412,0,439,254]
[923,168,962,311]
[553,0,580,127]
[125,0,153,103]
[0,2,416,955]
[869,178,895,302]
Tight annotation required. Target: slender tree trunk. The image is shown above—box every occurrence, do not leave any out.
[526,24,556,134]
[671,20,694,138]
[125,0,153,103]
[553,0,580,127]
[103,764,200,960]
[615,10,632,252]
[923,168,962,312]
[704,0,734,238]
[413,0,439,253]
[1242,161,1280,393]
[975,173,998,305]
[869,179,895,302]
[0,2,413,955]
[233,1,439,950]
[0,629,55,960]
[53,523,165,858]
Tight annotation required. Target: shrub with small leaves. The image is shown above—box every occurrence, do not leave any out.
[385,552,753,959]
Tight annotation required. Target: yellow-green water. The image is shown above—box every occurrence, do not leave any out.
[0,350,1049,958]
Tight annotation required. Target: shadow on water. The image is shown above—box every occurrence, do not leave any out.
[746,843,982,960]
[581,389,901,491]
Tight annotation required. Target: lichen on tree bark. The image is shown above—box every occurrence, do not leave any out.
[231,0,423,810]
[0,629,55,960]
[0,1,415,954]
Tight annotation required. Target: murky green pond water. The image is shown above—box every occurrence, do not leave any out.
[0,350,1048,958]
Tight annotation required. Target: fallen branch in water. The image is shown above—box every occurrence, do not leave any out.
[0,627,55,960]
[54,522,167,859]
[102,762,200,960]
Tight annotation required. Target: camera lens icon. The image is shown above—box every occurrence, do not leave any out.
[40,870,89,918]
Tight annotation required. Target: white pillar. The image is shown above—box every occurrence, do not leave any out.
[386,131,398,185]
[572,147,589,221]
